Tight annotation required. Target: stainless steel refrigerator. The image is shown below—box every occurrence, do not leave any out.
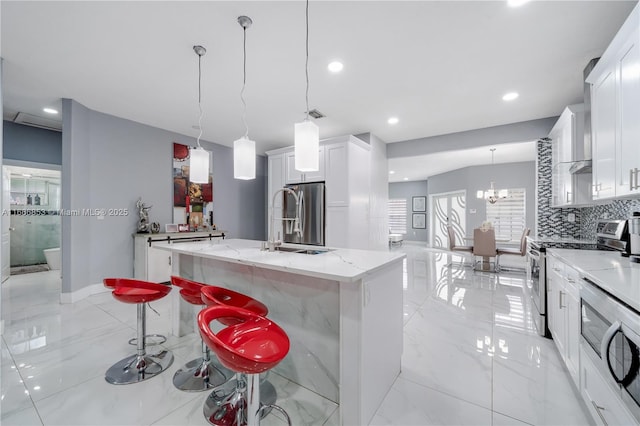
[282,182,325,246]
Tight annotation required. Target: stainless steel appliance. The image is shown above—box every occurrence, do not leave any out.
[580,277,640,423]
[282,182,325,246]
[525,218,629,337]
[629,213,640,261]
[526,240,547,337]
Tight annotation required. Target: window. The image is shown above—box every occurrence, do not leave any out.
[486,189,526,242]
[388,198,407,234]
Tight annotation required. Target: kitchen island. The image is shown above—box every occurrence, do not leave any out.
[157,239,406,426]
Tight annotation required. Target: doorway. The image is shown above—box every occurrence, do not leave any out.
[430,190,467,248]
[1,165,61,277]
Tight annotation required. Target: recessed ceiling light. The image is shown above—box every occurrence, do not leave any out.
[389,170,396,175]
[43,108,58,114]
[327,61,343,73]
[507,0,530,7]
[388,117,399,125]
[403,177,409,181]
[502,92,519,101]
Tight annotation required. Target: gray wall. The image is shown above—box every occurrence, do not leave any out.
[428,161,536,238]
[3,121,62,165]
[61,99,266,294]
[387,117,556,158]
[389,180,428,242]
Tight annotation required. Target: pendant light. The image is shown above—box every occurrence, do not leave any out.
[234,16,256,180]
[190,45,210,184]
[476,148,508,204]
[294,0,319,172]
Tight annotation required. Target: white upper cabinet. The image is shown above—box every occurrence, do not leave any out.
[549,104,591,206]
[587,3,640,200]
[284,147,326,184]
[616,24,640,197]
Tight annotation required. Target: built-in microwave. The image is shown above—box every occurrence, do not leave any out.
[580,277,640,423]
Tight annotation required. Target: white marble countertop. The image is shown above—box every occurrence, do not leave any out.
[156,238,406,282]
[546,249,640,313]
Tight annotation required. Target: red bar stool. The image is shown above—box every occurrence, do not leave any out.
[104,278,174,385]
[199,305,291,426]
[103,278,167,347]
[200,286,279,418]
[170,276,233,391]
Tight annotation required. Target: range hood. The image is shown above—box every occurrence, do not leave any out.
[569,159,592,174]
[570,58,599,175]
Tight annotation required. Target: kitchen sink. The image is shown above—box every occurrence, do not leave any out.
[275,246,332,255]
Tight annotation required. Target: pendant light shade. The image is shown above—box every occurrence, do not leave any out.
[476,148,508,203]
[234,136,256,180]
[190,45,210,184]
[233,16,256,180]
[190,146,209,183]
[294,0,320,172]
[294,120,319,171]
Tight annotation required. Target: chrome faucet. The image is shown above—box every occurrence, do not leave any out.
[266,187,301,252]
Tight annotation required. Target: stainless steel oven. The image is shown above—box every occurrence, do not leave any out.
[580,277,640,423]
[526,240,548,337]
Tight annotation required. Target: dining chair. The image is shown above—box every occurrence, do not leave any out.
[496,228,531,271]
[473,228,498,272]
[447,225,473,267]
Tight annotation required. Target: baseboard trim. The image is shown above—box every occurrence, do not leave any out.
[60,282,108,304]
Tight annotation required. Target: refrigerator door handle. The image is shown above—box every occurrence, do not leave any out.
[298,190,305,235]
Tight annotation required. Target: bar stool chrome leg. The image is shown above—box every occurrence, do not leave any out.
[105,303,174,385]
[172,334,232,391]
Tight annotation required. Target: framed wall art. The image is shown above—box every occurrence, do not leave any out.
[412,196,426,212]
[412,213,426,229]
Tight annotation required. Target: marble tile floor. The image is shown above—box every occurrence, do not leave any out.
[0,244,592,425]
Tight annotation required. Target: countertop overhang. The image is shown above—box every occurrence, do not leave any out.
[156,239,406,282]
[546,248,640,313]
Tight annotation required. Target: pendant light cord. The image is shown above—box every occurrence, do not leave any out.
[305,0,310,121]
[241,25,249,139]
[196,52,204,149]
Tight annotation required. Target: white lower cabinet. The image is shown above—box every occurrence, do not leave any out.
[547,254,580,387]
[580,345,637,426]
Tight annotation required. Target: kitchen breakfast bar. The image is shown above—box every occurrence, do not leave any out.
[157,239,406,425]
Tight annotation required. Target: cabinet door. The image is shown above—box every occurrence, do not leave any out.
[147,244,171,283]
[301,146,326,182]
[284,151,304,184]
[616,30,640,196]
[565,289,580,386]
[284,147,325,183]
[591,69,617,200]
[325,143,349,207]
[547,269,566,358]
[580,346,636,426]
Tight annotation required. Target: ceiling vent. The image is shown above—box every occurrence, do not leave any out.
[13,112,62,132]
[308,109,325,119]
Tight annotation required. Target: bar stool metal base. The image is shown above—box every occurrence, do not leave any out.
[203,378,277,425]
[105,350,174,385]
[173,357,233,392]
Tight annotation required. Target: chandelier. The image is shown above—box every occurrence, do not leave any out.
[476,148,508,204]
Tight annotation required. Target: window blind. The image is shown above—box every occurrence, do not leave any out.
[388,198,407,234]
[486,189,526,242]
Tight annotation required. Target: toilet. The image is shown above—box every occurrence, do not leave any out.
[43,248,61,270]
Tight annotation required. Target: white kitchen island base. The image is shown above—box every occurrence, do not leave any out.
[160,239,405,426]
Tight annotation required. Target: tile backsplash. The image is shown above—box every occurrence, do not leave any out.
[536,138,640,240]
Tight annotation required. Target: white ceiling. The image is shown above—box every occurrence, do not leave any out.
[1,1,637,180]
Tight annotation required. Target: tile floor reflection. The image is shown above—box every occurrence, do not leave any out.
[1,243,591,425]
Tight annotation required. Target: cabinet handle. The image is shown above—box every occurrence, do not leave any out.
[590,400,608,426]
[633,168,639,190]
[566,277,575,284]
[630,169,635,191]
[553,267,562,272]
[168,256,171,266]
[559,291,565,309]
[566,191,572,203]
